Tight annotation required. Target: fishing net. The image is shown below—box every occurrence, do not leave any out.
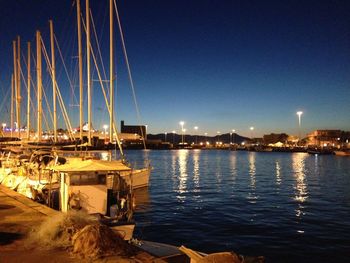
[27,210,97,249]
[71,224,136,259]
[27,210,137,259]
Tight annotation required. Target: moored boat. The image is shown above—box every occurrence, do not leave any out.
[48,158,136,240]
[334,150,350,156]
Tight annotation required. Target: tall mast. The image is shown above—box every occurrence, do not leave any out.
[109,0,114,142]
[16,36,21,138]
[36,31,42,142]
[86,0,91,145]
[27,42,31,140]
[12,41,17,137]
[10,74,14,138]
[49,20,57,142]
[77,0,83,141]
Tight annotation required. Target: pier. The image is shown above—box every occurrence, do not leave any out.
[0,184,80,262]
[0,185,168,262]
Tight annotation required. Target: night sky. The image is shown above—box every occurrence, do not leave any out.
[0,0,350,137]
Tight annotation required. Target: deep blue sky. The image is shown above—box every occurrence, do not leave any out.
[0,0,350,137]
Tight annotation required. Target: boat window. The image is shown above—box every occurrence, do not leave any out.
[69,173,106,185]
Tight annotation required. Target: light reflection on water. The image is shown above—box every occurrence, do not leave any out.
[275,160,281,186]
[248,152,257,203]
[123,150,350,263]
[292,153,308,218]
[192,150,200,191]
[177,150,189,199]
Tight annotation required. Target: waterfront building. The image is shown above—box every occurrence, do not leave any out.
[120,120,147,140]
[263,133,289,145]
[307,130,342,147]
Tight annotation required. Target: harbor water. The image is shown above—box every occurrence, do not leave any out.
[119,150,350,262]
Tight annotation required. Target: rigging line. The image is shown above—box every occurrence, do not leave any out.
[40,38,55,130]
[114,0,146,149]
[54,34,79,106]
[28,51,40,121]
[19,50,40,128]
[81,11,124,156]
[0,87,11,117]
[17,53,30,126]
[82,12,109,112]
[81,14,123,152]
[20,50,39,127]
[41,37,74,140]
[90,8,108,86]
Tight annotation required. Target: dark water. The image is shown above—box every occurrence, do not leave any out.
[121,150,350,262]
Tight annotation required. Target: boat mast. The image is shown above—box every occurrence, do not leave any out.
[109,0,114,143]
[10,74,14,138]
[27,42,31,140]
[77,0,84,141]
[16,36,21,139]
[12,41,17,138]
[86,0,91,146]
[36,31,42,142]
[49,20,57,143]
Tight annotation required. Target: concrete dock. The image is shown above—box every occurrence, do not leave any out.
[0,185,81,262]
[0,185,169,262]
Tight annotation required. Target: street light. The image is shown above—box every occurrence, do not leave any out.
[179,121,185,144]
[250,127,254,141]
[217,131,221,146]
[164,132,167,142]
[103,124,108,143]
[183,128,187,144]
[194,126,198,144]
[297,111,303,145]
[232,129,236,144]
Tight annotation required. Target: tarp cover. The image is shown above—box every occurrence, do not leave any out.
[48,159,131,173]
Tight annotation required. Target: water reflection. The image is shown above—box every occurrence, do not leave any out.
[229,153,237,181]
[275,161,282,185]
[248,152,257,203]
[134,188,151,213]
[249,152,256,189]
[215,152,222,184]
[292,153,308,218]
[177,150,189,200]
[193,150,200,190]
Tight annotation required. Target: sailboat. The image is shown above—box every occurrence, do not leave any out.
[1,3,151,238]
[71,0,151,190]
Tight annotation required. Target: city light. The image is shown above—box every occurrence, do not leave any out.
[297,111,303,144]
[179,121,185,144]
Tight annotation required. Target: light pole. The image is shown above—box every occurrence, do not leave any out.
[204,132,208,145]
[217,131,221,146]
[179,121,184,144]
[230,132,232,144]
[164,132,167,142]
[183,129,187,144]
[103,124,108,143]
[297,111,303,145]
[232,129,236,144]
[194,126,198,144]
[250,127,254,142]
[172,130,176,144]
